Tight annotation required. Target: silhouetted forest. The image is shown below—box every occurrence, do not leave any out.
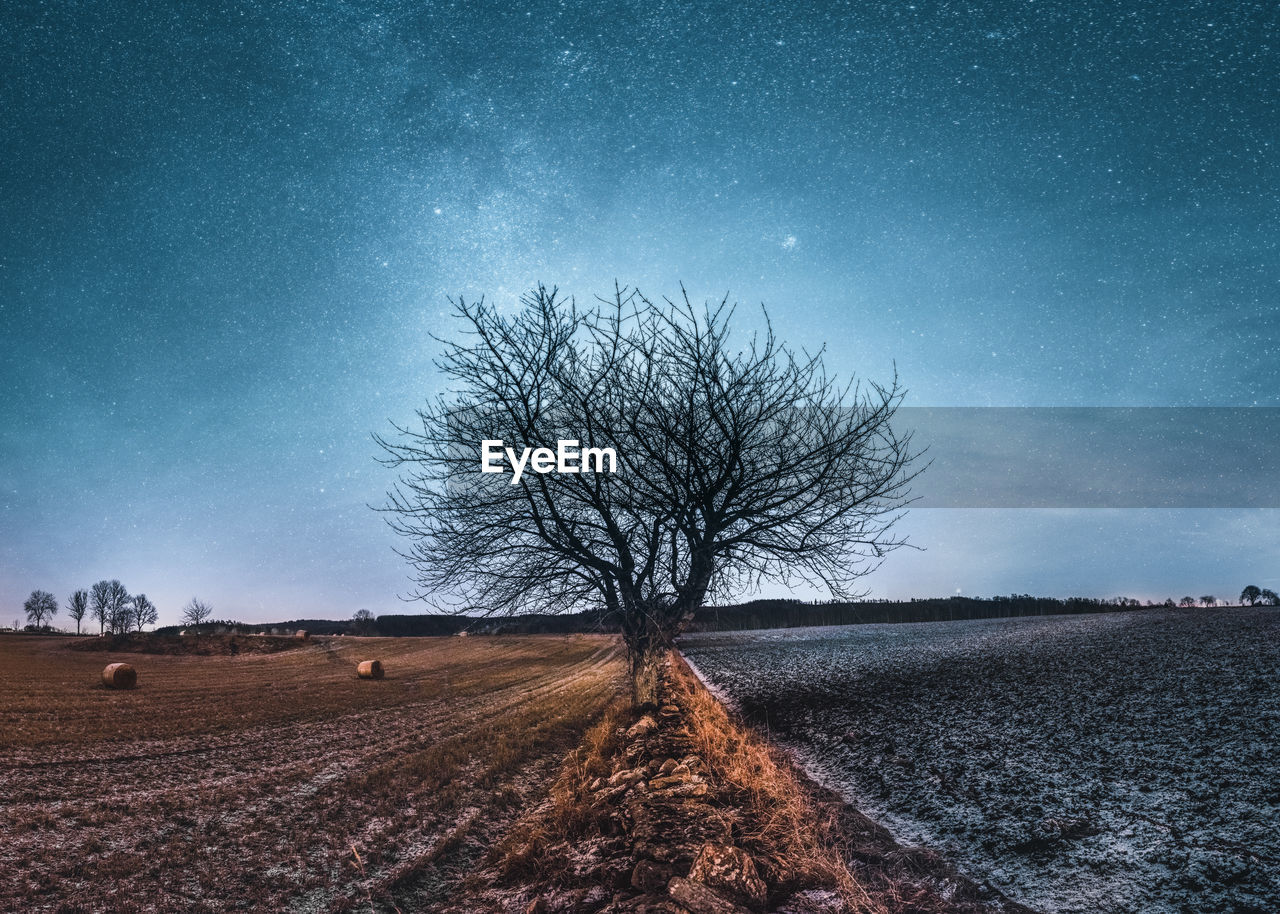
[141,594,1194,639]
[688,595,1151,631]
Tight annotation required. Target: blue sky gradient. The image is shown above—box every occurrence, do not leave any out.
[2,1,1277,624]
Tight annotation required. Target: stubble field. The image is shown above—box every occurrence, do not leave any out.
[682,608,1280,914]
[0,633,624,913]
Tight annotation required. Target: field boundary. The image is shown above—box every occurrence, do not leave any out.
[438,650,1039,912]
[675,649,1039,914]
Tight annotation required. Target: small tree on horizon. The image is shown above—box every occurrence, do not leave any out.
[23,590,58,629]
[1241,585,1262,606]
[1179,596,1196,607]
[378,285,919,707]
[68,588,89,635]
[1259,588,1279,606]
[1199,595,1216,607]
[131,594,158,632]
[103,581,131,634]
[90,580,110,634]
[89,580,129,634]
[182,597,213,630]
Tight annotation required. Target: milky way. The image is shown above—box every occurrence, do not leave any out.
[2,2,1276,623]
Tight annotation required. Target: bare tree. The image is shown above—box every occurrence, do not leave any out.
[1179,596,1196,607]
[182,597,213,630]
[1260,588,1280,606]
[1199,595,1216,607]
[378,286,918,706]
[131,594,158,631]
[102,581,132,634]
[23,590,58,629]
[89,580,115,635]
[351,608,375,635]
[1241,584,1262,606]
[68,588,89,635]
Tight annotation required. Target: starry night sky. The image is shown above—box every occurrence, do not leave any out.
[2,1,1277,625]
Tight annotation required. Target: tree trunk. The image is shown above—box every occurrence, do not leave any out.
[622,600,672,710]
[621,583,709,708]
[631,642,664,709]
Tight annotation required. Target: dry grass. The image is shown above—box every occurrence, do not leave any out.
[0,633,625,913]
[492,693,635,885]
[547,695,634,830]
[673,655,1035,914]
[667,653,883,912]
[484,653,892,912]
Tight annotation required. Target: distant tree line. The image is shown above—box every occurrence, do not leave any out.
[18,581,158,634]
[11,587,228,635]
[372,612,607,636]
[686,589,1280,632]
[1241,584,1280,606]
[153,616,350,637]
[689,595,1130,631]
[149,611,612,638]
[130,588,1280,640]
[18,583,1278,639]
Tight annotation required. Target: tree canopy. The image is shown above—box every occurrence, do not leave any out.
[23,590,58,629]
[379,286,919,705]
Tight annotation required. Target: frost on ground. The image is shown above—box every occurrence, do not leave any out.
[682,608,1280,914]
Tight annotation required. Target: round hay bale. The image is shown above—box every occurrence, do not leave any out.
[357,660,384,680]
[294,630,309,641]
[102,662,137,690]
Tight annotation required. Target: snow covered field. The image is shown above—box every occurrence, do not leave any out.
[682,608,1280,914]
